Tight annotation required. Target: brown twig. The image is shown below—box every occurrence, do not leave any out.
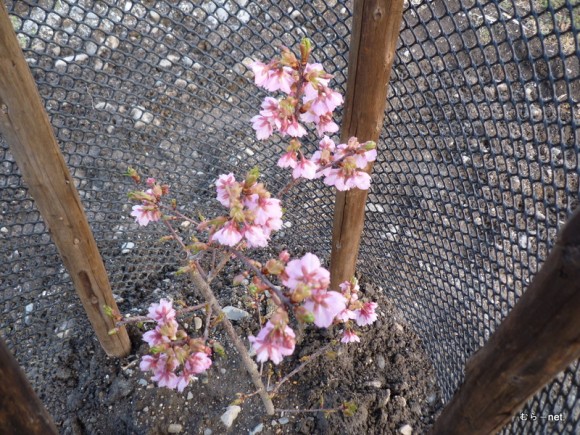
[207,251,232,283]
[227,247,292,309]
[188,268,275,415]
[203,305,212,341]
[270,341,334,397]
[275,407,339,414]
[115,303,207,327]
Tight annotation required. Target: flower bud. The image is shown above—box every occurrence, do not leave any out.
[300,38,312,63]
[290,283,311,303]
[230,206,245,222]
[245,166,260,186]
[232,273,246,286]
[265,259,285,275]
[288,138,302,152]
[270,308,289,327]
[363,141,377,151]
[280,46,299,68]
[126,167,141,184]
[278,250,291,263]
[295,306,314,324]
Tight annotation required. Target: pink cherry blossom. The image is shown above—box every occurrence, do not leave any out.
[151,354,179,389]
[249,61,271,87]
[281,116,307,138]
[131,204,161,226]
[355,301,378,326]
[175,351,213,392]
[277,151,298,169]
[292,157,318,180]
[215,173,237,207]
[323,161,372,191]
[336,308,356,323]
[268,67,296,94]
[353,148,377,168]
[244,225,269,248]
[282,253,330,292]
[251,63,296,94]
[248,197,283,227]
[139,354,160,372]
[303,83,343,116]
[347,170,372,190]
[143,327,170,347]
[251,98,282,140]
[185,352,212,374]
[303,290,346,328]
[147,299,176,325]
[341,329,361,344]
[303,63,330,87]
[248,321,296,364]
[314,113,339,136]
[318,135,336,151]
[212,221,243,246]
[251,114,275,140]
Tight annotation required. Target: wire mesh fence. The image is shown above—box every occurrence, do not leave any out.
[0,0,578,433]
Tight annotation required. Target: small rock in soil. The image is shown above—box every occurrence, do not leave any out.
[379,389,392,407]
[364,380,382,389]
[220,405,241,428]
[168,423,183,433]
[393,395,407,408]
[249,423,263,434]
[222,306,250,321]
[399,424,413,435]
[376,354,386,370]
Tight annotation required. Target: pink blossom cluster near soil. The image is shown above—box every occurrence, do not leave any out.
[125,39,380,393]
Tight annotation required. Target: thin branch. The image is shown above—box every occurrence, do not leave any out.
[163,219,209,282]
[115,303,207,327]
[188,269,275,415]
[275,407,339,414]
[207,251,232,284]
[270,341,334,397]
[203,305,212,341]
[227,247,292,309]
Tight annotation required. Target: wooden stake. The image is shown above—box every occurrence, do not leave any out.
[0,337,58,434]
[0,3,130,357]
[329,0,404,289]
[430,207,580,434]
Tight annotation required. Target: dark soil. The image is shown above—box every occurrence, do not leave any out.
[48,269,441,435]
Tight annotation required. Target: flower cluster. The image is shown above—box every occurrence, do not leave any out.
[250,40,341,140]
[247,253,377,365]
[129,177,166,226]
[139,299,212,392]
[128,40,382,403]
[335,278,378,343]
[203,169,283,248]
[250,39,377,190]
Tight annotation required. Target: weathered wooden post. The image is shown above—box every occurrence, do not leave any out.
[430,207,580,434]
[329,0,405,289]
[0,3,130,357]
[0,336,59,434]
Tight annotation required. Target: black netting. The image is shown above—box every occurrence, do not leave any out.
[1,0,578,433]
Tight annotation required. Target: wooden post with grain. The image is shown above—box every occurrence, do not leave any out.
[430,207,580,434]
[0,336,59,434]
[0,3,130,357]
[329,0,404,289]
